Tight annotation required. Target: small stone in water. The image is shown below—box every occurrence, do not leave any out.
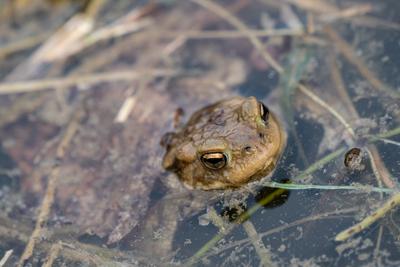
[344,147,365,171]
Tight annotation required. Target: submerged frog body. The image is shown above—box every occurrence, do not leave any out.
[162,96,286,190]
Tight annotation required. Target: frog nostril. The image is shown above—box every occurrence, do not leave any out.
[244,146,253,153]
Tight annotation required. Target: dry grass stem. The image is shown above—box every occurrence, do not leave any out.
[286,0,338,13]
[162,29,304,39]
[0,250,13,267]
[89,19,152,41]
[42,242,62,267]
[324,26,399,98]
[306,12,315,34]
[113,2,158,24]
[298,83,356,137]
[328,53,358,117]
[192,0,284,73]
[207,207,228,233]
[350,16,400,30]
[17,110,83,266]
[163,35,187,56]
[243,221,273,266]
[84,0,105,18]
[335,193,400,241]
[0,33,49,59]
[27,0,104,62]
[66,19,153,57]
[0,69,178,95]
[300,35,327,46]
[17,167,61,267]
[373,226,384,260]
[32,14,94,62]
[114,96,137,123]
[320,4,372,23]
[36,2,154,60]
[366,147,395,189]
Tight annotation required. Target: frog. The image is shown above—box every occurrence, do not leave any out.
[2,0,398,265]
[161,96,286,190]
[131,95,287,259]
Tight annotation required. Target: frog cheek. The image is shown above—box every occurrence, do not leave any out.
[162,142,197,171]
[176,142,197,163]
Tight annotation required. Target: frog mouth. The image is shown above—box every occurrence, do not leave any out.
[243,160,277,186]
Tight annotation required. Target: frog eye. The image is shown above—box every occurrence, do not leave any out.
[201,152,227,170]
[259,102,269,123]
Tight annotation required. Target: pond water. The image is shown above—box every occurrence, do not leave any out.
[0,0,399,266]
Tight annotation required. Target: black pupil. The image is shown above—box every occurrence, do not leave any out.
[260,103,269,122]
[206,158,222,165]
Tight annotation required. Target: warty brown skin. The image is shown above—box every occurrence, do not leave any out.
[162,96,286,190]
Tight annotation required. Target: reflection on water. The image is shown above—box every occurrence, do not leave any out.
[0,0,400,266]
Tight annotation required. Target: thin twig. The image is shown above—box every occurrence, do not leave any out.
[10,0,102,64]
[114,96,137,123]
[286,0,338,13]
[0,250,13,267]
[65,19,153,58]
[328,53,358,118]
[192,0,284,73]
[84,0,105,18]
[0,33,49,59]
[207,207,228,233]
[243,221,273,266]
[320,4,372,23]
[42,242,62,267]
[0,68,179,95]
[306,12,315,34]
[161,29,303,39]
[17,110,84,266]
[335,193,400,241]
[373,226,384,261]
[17,169,61,267]
[366,146,395,189]
[350,16,400,30]
[298,83,356,137]
[32,14,94,62]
